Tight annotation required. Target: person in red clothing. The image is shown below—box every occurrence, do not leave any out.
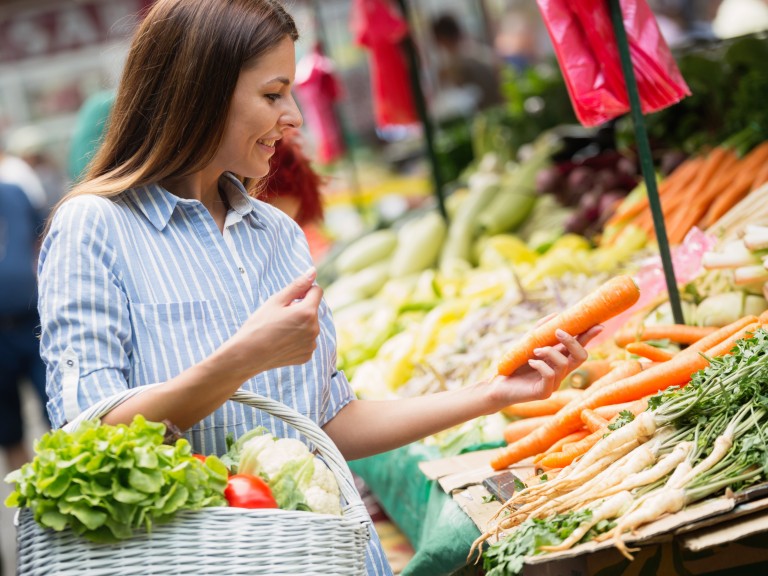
[351,0,418,129]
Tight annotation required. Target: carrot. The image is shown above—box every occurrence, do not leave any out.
[704,142,768,225]
[593,396,650,420]
[614,324,717,348]
[605,157,701,229]
[580,409,608,433]
[502,415,552,444]
[497,276,640,377]
[750,160,768,191]
[538,429,605,469]
[533,430,591,464]
[686,315,758,352]
[624,341,675,362]
[564,360,613,390]
[668,147,739,243]
[586,360,644,393]
[491,318,757,470]
[502,389,583,418]
[593,401,636,420]
[759,309,768,325]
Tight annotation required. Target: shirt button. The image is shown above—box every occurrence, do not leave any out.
[66,359,74,367]
[238,267,245,274]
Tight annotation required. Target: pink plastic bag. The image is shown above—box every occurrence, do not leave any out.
[536,0,690,127]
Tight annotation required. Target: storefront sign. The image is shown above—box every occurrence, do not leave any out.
[0,0,153,63]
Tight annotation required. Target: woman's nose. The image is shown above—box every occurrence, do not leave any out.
[283,94,303,129]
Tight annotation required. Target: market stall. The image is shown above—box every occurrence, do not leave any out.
[324,18,768,575]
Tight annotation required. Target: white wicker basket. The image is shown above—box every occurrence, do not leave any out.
[15,386,371,575]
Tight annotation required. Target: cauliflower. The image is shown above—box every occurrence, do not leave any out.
[242,437,309,479]
[226,429,342,515]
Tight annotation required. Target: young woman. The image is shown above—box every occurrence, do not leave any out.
[38,1,600,573]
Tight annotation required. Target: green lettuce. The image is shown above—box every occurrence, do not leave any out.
[4,415,228,542]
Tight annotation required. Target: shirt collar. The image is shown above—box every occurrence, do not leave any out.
[127,172,264,231]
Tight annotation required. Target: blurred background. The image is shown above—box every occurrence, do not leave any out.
[2,1,768,575]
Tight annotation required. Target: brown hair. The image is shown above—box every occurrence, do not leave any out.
[56,0,297,217]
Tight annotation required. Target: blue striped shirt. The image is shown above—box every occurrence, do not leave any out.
[38,173,392,575]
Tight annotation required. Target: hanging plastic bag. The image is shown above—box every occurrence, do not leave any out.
[536,0,690,127]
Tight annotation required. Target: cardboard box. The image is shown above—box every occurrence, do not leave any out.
[419,449,768,575]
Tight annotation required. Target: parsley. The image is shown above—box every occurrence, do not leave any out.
[483,510,594,576]
[608,410,635,431]
[513,477,527,492]
[482,494,498,504]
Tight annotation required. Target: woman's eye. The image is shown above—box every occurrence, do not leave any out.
[265,93,281,102]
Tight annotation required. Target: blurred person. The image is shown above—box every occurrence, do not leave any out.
[0,140,46,212]
[430,12,503,110]
[494,7,540,72]
[37,3,600,574]
[67,89,115,182]
[7,126,68,211]
[0,179,49,472]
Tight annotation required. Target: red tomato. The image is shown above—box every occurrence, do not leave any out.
[192,454,207,463]
[224,474,278,509]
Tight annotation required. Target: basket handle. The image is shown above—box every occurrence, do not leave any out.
[64,384,370,522]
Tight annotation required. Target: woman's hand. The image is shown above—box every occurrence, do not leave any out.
[483,324,603,410]
[212,268,323,379]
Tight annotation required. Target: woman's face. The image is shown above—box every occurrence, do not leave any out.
[215,36,303,179]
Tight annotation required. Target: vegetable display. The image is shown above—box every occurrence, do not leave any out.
[4,416,228,543]
[475,323,768,574]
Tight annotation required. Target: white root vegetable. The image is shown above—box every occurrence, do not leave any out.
[569,412,657,476]
[591,442,693,501]
[539,491,634,552]
[672,431,734,489]
[612,488,686,560]
[551,442,659,514]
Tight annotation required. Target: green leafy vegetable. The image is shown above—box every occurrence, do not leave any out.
[4,416,228,542]
[608,410,635,431]
[483,510,593,576]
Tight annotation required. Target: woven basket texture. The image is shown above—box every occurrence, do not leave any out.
[15,386,371,575]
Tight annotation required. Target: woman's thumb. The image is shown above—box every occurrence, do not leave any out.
[274,267,317,304]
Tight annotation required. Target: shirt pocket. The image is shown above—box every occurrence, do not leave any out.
[129,299,226,383]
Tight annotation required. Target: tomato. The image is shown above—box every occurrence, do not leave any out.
[224,474,278,509]
[192,454,207,463]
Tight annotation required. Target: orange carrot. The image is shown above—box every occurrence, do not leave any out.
[625,341,675,362]
[594,396,650,420]
[502,415,552,444]
[704,142,768,225]
[564,360,614,390]
[586,360,644,393]
[502,389,584,418]
[759,309,768,325]
[580,409,608,433]
[533,430,591,464]
[750,161,768,191]
[614,324,717,348]
[686,315,758,352]
[491,317,758,470]
[497,276,640,376]
[538,429,605,469]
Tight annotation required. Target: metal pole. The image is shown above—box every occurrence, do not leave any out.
[608,0,685,325]
[394,0,449,223]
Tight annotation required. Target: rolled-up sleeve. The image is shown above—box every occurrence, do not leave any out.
[38,197,133,428]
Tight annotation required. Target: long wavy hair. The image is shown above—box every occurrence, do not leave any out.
[51,0,297,228]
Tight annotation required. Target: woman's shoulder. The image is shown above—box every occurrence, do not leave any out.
[50,193,125,230]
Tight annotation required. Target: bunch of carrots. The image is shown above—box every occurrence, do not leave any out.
[604,141,768,245]
[492,274,762,473]
[474,311,768,567]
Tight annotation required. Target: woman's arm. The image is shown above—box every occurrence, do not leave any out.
[103,269,324,429]
[323,327,601,460]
